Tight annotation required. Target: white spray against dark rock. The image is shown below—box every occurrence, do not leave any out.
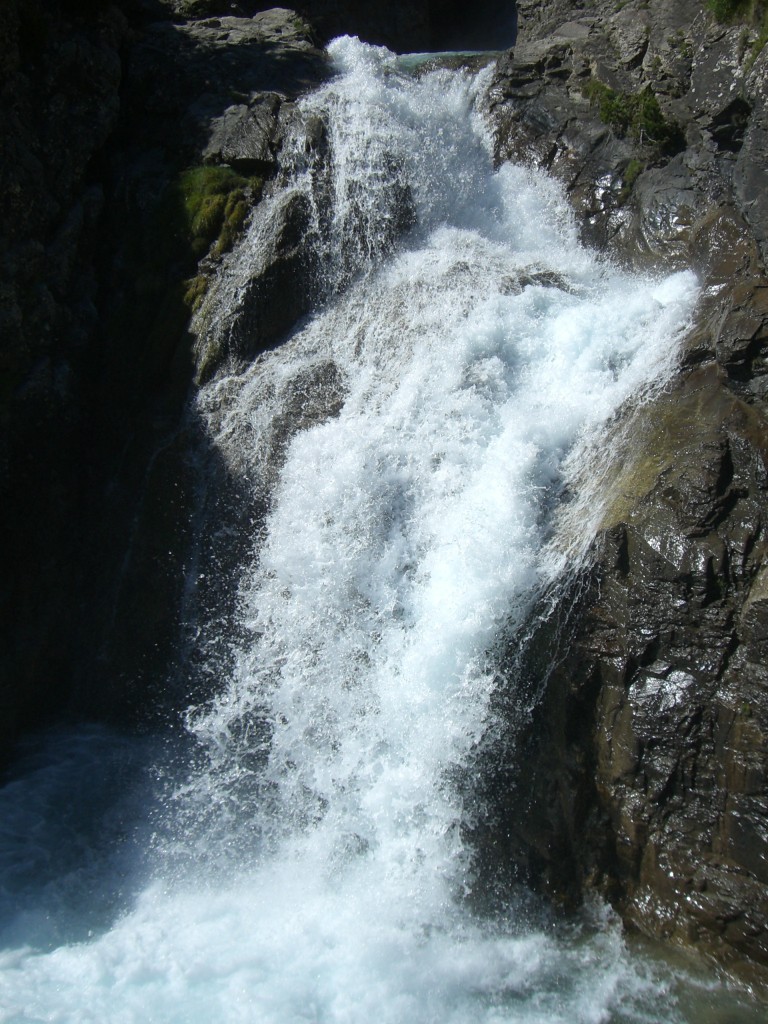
[0,38,728,1024]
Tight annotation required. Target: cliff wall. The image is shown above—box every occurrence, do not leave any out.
[0,1,330,746]
[483,0,768,986]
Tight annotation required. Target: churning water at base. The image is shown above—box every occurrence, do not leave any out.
[0,37,761,1024]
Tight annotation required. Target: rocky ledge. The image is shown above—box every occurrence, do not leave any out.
[482,0,768,989]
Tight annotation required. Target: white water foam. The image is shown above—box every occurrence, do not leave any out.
[0,36,720,1024]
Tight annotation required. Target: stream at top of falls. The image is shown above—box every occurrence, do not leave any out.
[0,36,763,1024]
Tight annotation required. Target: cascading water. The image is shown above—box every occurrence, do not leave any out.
[0,36,761,1024]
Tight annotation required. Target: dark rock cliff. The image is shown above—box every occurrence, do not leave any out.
[483,0,768,987]
[0,1,330,750]
[155,1,516,52]
[1,0,132,747]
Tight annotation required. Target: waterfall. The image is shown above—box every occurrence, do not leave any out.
[4,36,757,1024]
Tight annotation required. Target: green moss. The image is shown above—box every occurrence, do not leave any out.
[214,191,251,256]
[581,78,685,155]
[624,158,644,187]
[183,274,209,313]
[597,368,762,532]
[748,9,768,65]
[667,29,694,58]
[708,0,768,66]
[618,158,645,203]
[708,0,752,21]
[104,163,263,387]
[290,13,313,36]
[190,194,225,243]
[177,165,262,260]
[172,167,264,341]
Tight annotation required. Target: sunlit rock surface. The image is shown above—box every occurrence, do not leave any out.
[484,0,768,983]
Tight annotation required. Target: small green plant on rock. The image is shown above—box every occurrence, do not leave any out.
[708,0,752,21]
[708,0,768,66]
[581,78,684,155]
[290,13,313,36]
[667,29,694,58]
[178,166,262,262]
[750,9,768,64]
[619,157,645,202]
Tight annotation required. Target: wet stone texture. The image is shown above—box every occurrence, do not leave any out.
[592,362,768,977]
[486,0,768,988]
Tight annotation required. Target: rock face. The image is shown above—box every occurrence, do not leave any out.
[158,0,517,51]
[1,0,131,748]
[483,0,768,986]
[488,0,768,265]
[0,1,329,751]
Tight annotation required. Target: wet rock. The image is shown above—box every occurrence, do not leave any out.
[625,157,702,266]
[169,0,504,53]
[487,350,768,983]
[486,0,768,984]
[202,92,283,172]
[194,187,317,382]
[489,0,768,266]
[124,9,328,157]
[735,47,768,258]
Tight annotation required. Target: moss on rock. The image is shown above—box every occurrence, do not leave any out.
[618,157,645,203]
[581,78,685,156]
[105,162,262,391]
[178,165,262,262]
[708,0,761,23]
[183,273,208,313]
